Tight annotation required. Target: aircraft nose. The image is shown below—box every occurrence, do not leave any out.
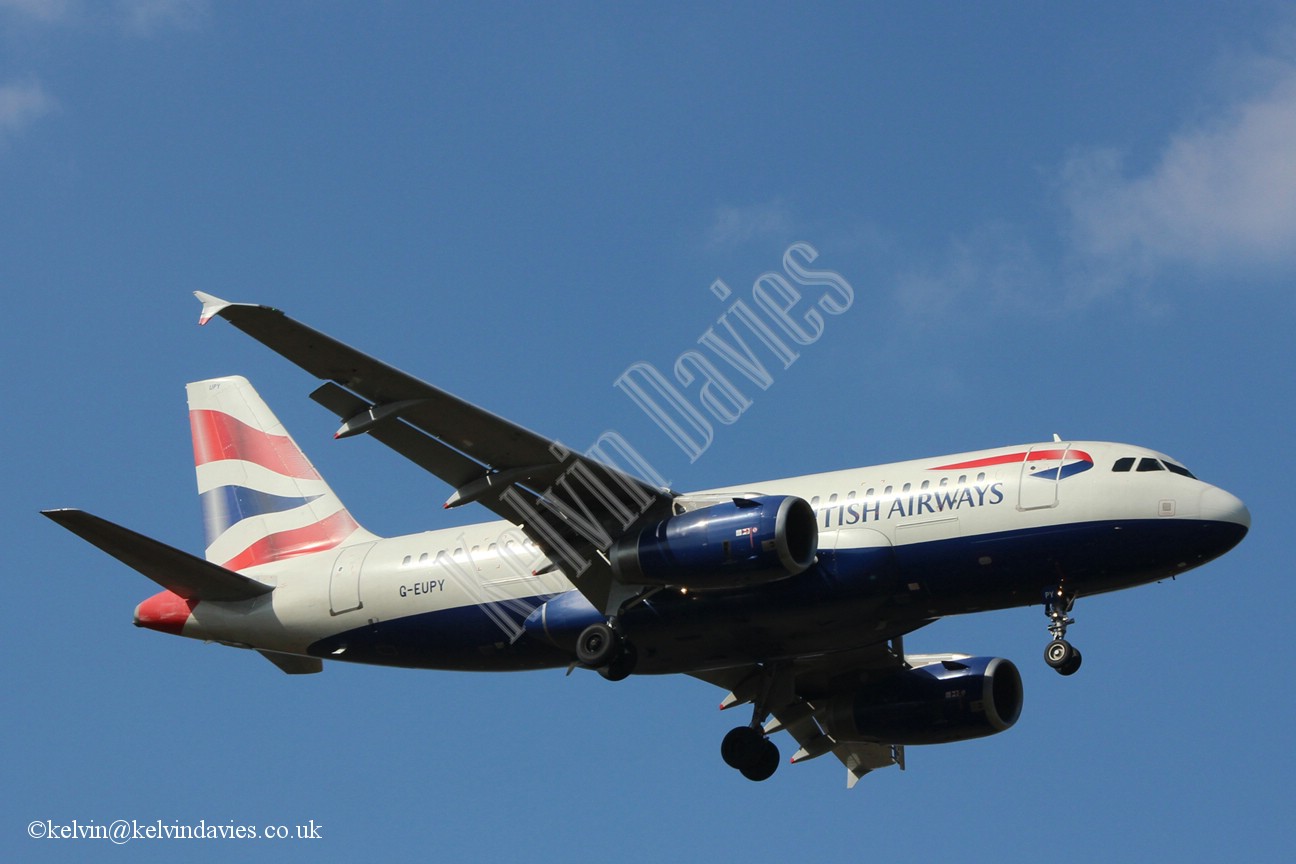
[1200,486,1250,531]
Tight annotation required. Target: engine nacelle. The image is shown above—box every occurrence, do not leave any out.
[609,495,818,591]
[826,656,1023,745]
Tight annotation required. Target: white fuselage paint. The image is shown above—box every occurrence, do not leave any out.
[165,441,1248,666]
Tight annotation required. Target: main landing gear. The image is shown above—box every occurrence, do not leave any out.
[717,665,788,782]
[576,589,661,681]
[575,622,638,681]
[1043,586,1083,676]
[721,725,779,782]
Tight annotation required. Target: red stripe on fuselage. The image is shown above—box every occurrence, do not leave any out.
[190,410,320,479]
[931,449,1092,471]
[219,509,360,571]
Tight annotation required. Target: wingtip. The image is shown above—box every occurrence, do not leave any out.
[194,291,232,326]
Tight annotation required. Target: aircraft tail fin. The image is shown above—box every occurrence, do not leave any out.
[188,375,376,571]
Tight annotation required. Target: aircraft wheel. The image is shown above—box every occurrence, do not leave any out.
[598,642,638,681]
[739,739,780,782]
[1058,648,1083,676]
[576,623,620,668]
[721,725,765,770]
[1044,638,1076,670]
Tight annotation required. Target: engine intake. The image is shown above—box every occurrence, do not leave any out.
[609,495,818,591]
[826,656,1023,745]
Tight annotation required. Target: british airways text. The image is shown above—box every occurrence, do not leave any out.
[812,481,1006,528]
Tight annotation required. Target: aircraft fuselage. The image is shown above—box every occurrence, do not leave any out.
[149,440,1248,675]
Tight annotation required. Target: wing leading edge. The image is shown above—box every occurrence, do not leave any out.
[192,292,674,613]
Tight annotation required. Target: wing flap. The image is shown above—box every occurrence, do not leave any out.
[691,636,915,787]
[837,742,905,788]
[41,509,274,601]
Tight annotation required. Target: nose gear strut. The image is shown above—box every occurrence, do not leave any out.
[1043,586,1083,675]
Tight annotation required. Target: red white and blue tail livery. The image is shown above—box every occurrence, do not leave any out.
[189,376,373,571]
[43,294,1250,787]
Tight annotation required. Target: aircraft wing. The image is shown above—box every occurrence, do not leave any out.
[193,293,674,612]
[691,638,913,787]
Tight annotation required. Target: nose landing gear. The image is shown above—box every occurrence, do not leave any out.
[1043,586,1083,676]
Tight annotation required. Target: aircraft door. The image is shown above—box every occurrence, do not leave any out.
[329,542,374,615]
[1017,445,1069,510]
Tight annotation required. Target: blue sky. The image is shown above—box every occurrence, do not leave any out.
[4,2,1293,861]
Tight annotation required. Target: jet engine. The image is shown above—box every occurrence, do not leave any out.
[608,495,818,591]
[824,656,1023,745]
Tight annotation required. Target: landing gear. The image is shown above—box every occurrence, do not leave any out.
[1044,638,1083,676]
[1043,586,1083,676]
[576,588,661,681]
[716,663,789,782]
[576,622,638,680]
[721,725,779,782]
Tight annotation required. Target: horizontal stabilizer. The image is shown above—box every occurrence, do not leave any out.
[41,509,274,601]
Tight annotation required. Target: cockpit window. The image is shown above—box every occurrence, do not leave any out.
[1163,461,1196,479]
[1112,457,1135,472]
[1137,457,1164,472]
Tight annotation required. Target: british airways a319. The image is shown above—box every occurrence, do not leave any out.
[43,293,1249,786]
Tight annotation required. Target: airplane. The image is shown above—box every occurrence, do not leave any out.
[42,292,1250,787]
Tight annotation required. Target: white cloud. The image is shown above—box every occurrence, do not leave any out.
[706,199,794,248]
[895,50,1296,317]
[0,80,56,145]
[117,0,206,36]
[1062,61,1296,278]
[0,0,206,34]
[0,0,73,24]
[891,221,1049,321]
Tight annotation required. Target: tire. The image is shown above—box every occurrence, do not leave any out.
[1058,648,1083,676]
[576,623,619,668]
[599,642,638,681]
[721,726,764,770]
[739,739,780,782]
[1044,639,1075,669]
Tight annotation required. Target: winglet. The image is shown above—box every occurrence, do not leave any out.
[195,291,233,325]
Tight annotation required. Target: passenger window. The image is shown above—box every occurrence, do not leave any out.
[1113,457,1135,472]
[1137,458,1164,472]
